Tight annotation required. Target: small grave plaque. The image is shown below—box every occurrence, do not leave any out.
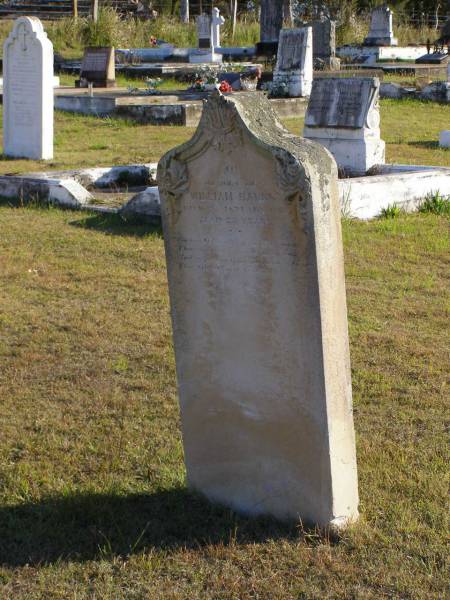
[77,46,115,88]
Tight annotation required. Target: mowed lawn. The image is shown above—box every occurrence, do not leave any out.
[0,95,449,598]
[0,97,448,175]
[0,204,448,598]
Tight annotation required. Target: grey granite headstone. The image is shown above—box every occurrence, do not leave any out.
[305,77,376,129]
[196,13,211,49]
[304,77,385,174]
[157,91,359,527]
[364,5,398,47]
[311,16,340,70]
[78,46,115,87]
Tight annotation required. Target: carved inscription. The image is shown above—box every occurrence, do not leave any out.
[82,51,108,72]
[166,163,301,273]
[8,41,39,127]
[278,30,307,71]
[305,78,376,129]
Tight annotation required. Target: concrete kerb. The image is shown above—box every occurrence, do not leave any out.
[1,163,448,220]
[0,163,158,209]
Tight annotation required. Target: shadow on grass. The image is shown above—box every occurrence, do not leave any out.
[0,489,301,566]
[407,140,440,150]
[69,213,163,237]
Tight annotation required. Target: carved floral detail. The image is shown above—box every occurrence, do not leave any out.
[273,149,303,202]
[202,91,244,153]
[159,157,188,201]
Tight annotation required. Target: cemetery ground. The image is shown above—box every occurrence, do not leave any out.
[0,98,448,176]
[0,97,448,598]
[0,199,448,599]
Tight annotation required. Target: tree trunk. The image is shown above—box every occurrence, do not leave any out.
[232,0,237,38]
[180,0,189,23]
[283,0,293,26]
[73,0,78,19]
[91,0,98,23]
[260,0,284,43]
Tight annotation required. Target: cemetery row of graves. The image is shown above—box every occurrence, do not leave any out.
[0,3,448,598]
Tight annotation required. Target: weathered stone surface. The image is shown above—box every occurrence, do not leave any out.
[157,91,359,526]
[364,5,397,47]
[273,27,313,97]
[305,77,377,129]
[304,77,385,175]
[310,16,340,70]
[119,186,160,222]
[3,16,53,159]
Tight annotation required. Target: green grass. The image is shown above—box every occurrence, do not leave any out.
[58,73,188,90]
[0,206,447,598]
[285,98,450,168]
[0,13,260,59]
[0,98,448,176]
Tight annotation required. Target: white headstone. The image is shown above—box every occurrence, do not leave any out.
[211,7,225,49]
[157,91,359,527]
[273,27,313,97]
[304,77,385,175]
[3,17,53,159]
[364,5,398,47]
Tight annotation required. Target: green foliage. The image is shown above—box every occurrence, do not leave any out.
[379,204,404,219]
[418,191,450,216]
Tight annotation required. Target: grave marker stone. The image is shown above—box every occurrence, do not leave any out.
[77,46,115,88]
[311,16,340,70]
[364,5,398,47]
[157,91,359,527]
[303,77,385,175]
[3,16,53,159]
[273,27,313,97]
[196,13,211,49]
[211,7,225,49]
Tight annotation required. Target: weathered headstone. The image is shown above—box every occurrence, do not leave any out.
[3,16,53,160]
[311,16,340,70]
[157,91,359,527]
[196,13,211,49]
[77,46,115,88]
[304,77,385,175]
[364,5,398,47]
[211,7,225,49]
[272,27,313,97]
[257,0,283,56]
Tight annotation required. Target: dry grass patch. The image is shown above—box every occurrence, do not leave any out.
[0,205,448,599]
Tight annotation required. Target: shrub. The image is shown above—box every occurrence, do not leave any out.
[418,191,450,216]
[380,204,404,219]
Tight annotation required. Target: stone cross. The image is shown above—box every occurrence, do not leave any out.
[157,91,359,528]
[18,24,27,51]
[211,7,225,49]
[3,16,54,159]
